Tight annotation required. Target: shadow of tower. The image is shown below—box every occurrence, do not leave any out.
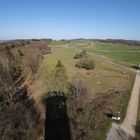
[45,92,71,140]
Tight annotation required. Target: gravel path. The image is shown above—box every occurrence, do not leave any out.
[96,54,137,73]
[106,65,140,140]
[106,123,134,140]
[121,65,140,137]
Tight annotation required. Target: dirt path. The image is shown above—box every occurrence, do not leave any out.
[105,123,134,140]
[120,65,140,137]
[96,54,137,73]
[106,65,140,140]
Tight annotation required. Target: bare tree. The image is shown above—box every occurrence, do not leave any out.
[68,73,87,112]
[24,48,43,74]
[0,52,23,103]
[67,73,89,140]
[0,49,43,140]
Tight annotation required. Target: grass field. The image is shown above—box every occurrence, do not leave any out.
[86,48,140,66]
[43,41,135,96]
[66,40,140,66]
[31,40,136,140]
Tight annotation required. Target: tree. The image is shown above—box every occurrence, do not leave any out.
[23,48,43,75]
[67,73,89,140]
[55,60,68,93]
[0,52,23,104]
[75,55,94,70]
[0,47,43,140]
[74,50,88,59]
[46,60,68,95]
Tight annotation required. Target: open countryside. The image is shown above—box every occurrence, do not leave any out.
[0,38,139,140]
[0,0,140,140]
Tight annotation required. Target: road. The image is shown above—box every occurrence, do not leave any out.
[106,65,140,140]
[120,64,140,137]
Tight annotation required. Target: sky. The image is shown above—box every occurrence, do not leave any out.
[0,0,140,40]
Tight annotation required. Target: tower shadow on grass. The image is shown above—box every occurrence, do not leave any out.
[45,92,71,140]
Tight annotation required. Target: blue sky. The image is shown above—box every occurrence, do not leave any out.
[0,0,140,40]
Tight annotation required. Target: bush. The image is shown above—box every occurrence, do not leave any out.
[23,48,43,74]
[67,74,88,140]
[75,56,94,70]
[74,50,87,59]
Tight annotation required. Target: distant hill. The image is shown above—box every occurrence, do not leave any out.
[68,38,140,46]
[0,40,9,43]
[1,38,140,46]
[98,39,140,46]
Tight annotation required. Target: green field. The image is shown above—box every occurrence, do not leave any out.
[87,49,140,65]
[65,40,140,66]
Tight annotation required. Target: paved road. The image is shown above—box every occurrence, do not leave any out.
[106,65,140,140]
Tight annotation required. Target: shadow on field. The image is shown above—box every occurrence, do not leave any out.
[45,92,71,140]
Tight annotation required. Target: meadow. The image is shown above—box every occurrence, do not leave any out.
[69,40,140,66]
[39,40,135,97]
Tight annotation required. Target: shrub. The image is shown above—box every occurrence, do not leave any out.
[75,56,94,70]
[40,46,52,54]
[23,48,43,74]
[74,50,87,59]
